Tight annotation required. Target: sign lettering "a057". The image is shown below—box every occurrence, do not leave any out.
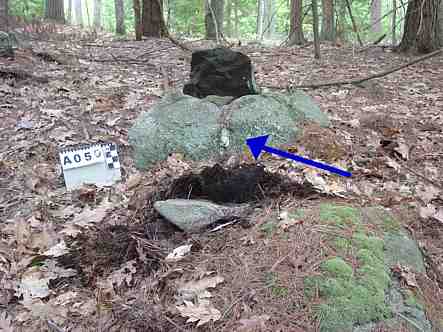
[60,145,105,170]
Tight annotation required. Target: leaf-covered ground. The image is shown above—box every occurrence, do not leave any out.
[1,29,442,331]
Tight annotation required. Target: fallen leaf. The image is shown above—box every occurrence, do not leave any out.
[394,141,409,160]
[43,240,69,257]
[107,260,137,288]
[126,173,142,190]
[16,269,50,299]
[0,311,13,332]
[416,184,440,204]
[166,244,192,262]
[176,300,221,327]
[61,199,113,235]
[419,204,437,219]
[178,275,224,301]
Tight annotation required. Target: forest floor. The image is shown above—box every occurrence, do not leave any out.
[1,30,443,331]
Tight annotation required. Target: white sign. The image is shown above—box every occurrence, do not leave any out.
[59,143,121,190]
[60,145,105,170]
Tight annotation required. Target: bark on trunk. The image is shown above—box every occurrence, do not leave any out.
[205,0,224,40]
[312,0,321,58]
[321,0,335,41]
[45,0,65,23]
[74,0,83,26]
[392,0,397,45]
[67,0,72,24]
[93,0,102,28]
[142,0,165,37]
[257,0,265,40]
[438,0,443,46]
[264,0,275,38]
[370,0,382,33]
[345,0,363,46]
[0,0,8,31]
[115,0,125,34]
[399,0,439,53]
[234,0,239,37]
[133,0,142,40]
[336,0,347,42]
[226,0,232,37]
[288,0,306,45]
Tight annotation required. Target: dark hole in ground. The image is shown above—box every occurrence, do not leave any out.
[165,163,316,204]
[60,164,317,288]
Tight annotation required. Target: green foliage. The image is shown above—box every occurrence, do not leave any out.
[8,0,406,43]
[10,0,44,20]
[101,0,134,33]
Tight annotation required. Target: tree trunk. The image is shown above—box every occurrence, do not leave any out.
[336,0,347,42]
[115,0,125,34]
[74,0,83,26]
[399,0,440,53]
[257,0,265,40]
[345,0,363,46]
[133,0,142,40]
[233,0,239,38]
[438,0,443,46]
[370,0,382,33]
[321,0,335,41]
[312,0,321,58]
[93,0,101,28]
[0,0,8,31]
[67,0,72,24]
[234,0,239,37]
[45,0,65,22]
[392,0,397,45]
[142,0,165,37]
[264,0,276,39]
[288,0,306,45]
[225,0,232,37]
[205,0,224,40]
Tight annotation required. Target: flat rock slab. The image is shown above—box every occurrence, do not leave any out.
[154,199,250,233]
[129,91,329,169]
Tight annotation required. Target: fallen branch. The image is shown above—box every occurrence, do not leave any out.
[166,34,192,52]
[289,49,442,89]
[0,68,49,83]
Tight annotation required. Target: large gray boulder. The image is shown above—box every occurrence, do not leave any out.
[129,91,329,169]
[129,93,220,169]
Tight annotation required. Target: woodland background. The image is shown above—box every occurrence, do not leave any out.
[1,0,443,54]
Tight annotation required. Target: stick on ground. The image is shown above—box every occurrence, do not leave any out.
[290,49,442,89]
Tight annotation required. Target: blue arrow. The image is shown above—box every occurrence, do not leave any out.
[246,135,351,177]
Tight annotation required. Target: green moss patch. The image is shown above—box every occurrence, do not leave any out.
[305,204,393,331]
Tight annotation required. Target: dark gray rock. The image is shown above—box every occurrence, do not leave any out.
[183,47,259,98]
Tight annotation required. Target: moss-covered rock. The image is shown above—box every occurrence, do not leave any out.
[301,204,432,332]
[129,91,329,169]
